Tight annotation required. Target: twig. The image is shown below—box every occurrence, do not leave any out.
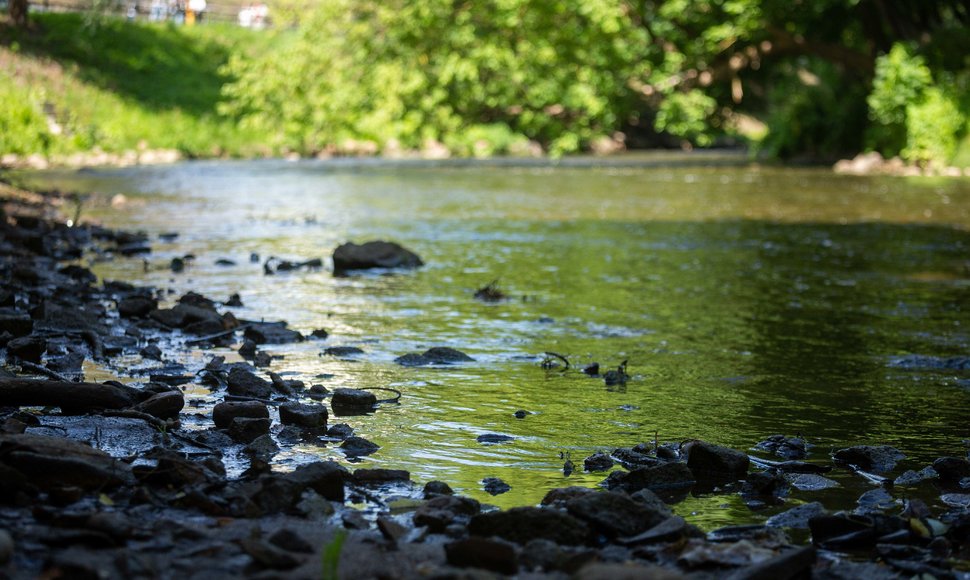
[542,351,570,369]
[16,360,77,382]
[359,387,402,404]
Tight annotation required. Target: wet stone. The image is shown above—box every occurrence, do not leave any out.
[212,400,269,429]
[7,336,47,363]
[117,296,157,318]
[413,495,481,532]
[756,434,810,460]
[228,417,271,444]
[268,528,314,554]
[354,468,410,484]
[856,488,897,514]
[766,502,828,529]
[244,322,304,345]
[132,390,184,419]
[332,240,424,273]
[226,367,273,399]
[330,388,377,412]
[322,346,364,357]
[46,352,84,377]
[894,467,938,486]
[477,433,515,444]
[238,339,257,359]
[326,423,354,439]
[445,537,518,575]
[565,490,670,537]
[278,401,328,430]
[395,347,474,366]
[740,470,789,498]
[139,344,163,361]
[684,440,749,478]
[833,445,904,473]
[933,457,970,482]
[483,477,511,496]
[469,507,590,546]
[424,480,454,497]
[339,436,380,457]
[584,452,614,472]
[603,462,696,493]
[286,461,349,501]
[787,473,840,491]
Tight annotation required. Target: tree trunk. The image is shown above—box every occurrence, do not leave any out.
[9,0,28,27]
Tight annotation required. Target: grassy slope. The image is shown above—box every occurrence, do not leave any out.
[0,13,273,157]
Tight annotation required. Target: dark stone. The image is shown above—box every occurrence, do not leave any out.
[684,440,749,478]
[322,346,364,357]
[268,529,314,554]
[513,410,529,419]
[616,516,691,546]
[565,491,670,537]
[278,402,328,430]
[238,339,257,359]
[394,353,433,367]
[326,423,354,439]
[244,322,304,345]
[245,434,280,463]
[215,258,237,267]
[889,355,970,370]
[228,417,271,444]
[253,351,272,368]
[7,336,47,363]
[46,352,84,376]
[894,467,938,486]
[583,363,600,376]
[611,447,662,469]
[808,514,882,549]
[933,457,970,482]
[477,433,514,444]
[856,488,896,514]
[332,240,423,273]
[353,468,410,484]
[139,344,163,361]
[137,448,220,487]
[740,470,789,498]
[377,516,408,543]
[286,461,349,501]
[833,445,904,473]
[413,495,481,532]
[395,346,474,366]
[541,486,595,506]
[310,328,329,339]
[726,545,816,580]
[766,502,828,529]
[0,433,132,490]
[240,538,301,570]
[787,473,840,491]
[149,307,188,328]
[212,400,269,429]
[0,312,32,337]
[445,537,518,575]
[132,390,184,420]
[226,367,273,399]
[117,296,157,318]
[483,477,511,495]
[330,388,377,412]
[603,462,696,493]
[424,480,454,497]
[469,507,590,546]
[755,434,810,460]
[584,452,614,472]
[225,293,243,307]
[339,436,379,456]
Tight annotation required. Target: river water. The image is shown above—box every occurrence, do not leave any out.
[19,153,970,529]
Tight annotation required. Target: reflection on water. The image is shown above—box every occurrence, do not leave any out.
[18,154,970,529]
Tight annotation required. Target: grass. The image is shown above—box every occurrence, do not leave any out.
[0,12,276,157]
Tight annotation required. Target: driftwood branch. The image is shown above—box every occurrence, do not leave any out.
[0,378,137,412]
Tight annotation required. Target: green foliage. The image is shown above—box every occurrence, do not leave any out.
[866,44,932,155]
[321,530,346,580]
[902,87,965,166]
[222,0,649,155]
[0,80,53,154]
[654,91,718,146]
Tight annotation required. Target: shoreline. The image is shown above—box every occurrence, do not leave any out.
[2,179,970,578]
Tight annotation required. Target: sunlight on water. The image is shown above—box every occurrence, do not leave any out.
[19,154,970,529]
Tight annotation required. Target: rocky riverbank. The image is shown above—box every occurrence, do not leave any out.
[2,179,970,579]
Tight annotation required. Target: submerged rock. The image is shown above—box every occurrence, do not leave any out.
[332,240,423,274]
[787,473,840,491]
[584,452,614,472]
[833,445,904,473]
[340,436,380,457]
[395,347,474,366]
[477,433,515,445]
[483,477,511,496]
[756,434,810,460]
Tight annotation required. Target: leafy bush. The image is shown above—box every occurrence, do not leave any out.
[654,90,718,146]
[0,81,53,155]
[902,87,964,166]
[866,43,933,156]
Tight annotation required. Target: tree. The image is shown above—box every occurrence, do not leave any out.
[9,0,28,27]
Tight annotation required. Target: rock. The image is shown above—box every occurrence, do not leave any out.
[414,495,481,532]
[584,452,614,472]
[0,433,131,490]
[469,507,590,545]
[240,538,301,570]
[228,417,271,444]
[212,400,269,429]
[117,296,157,318]
[740,471,789,498]
[856,488,896,514]
[377,516,408,543]
[513,410,529,419]
[136,448,221,487]
[0,529,12,565]
[888,355,970,370]
[326,423,354,439]
[396,346,474,366]
[786,473,840,491]
[46,352,85,378]
[603,462,696,493]
[833,445,904,473]
[238,339,257,359]
[755,435,809,460]
[725,545,816,580]
[894,467,938,486]
[565,490,670,537]
[341,510,369,530]
[331,388,377,413]
[424,480,454,497]
[7,335,47,363]
[322,346,364,357]
[354,469,410,484]
[483,477,511,495]
[309,328,328,339]
[268,528,314,554]
[244,322,304,345]
[226,367,273,399]
[339,436,380,457]
[808,514,884,549]
[477,433,514,444]
[445,537,518,575]
[766,502,828,529]
[617,516,692,546]
[278,401,328,430]
[629,488,673,517]
[132,390,184,419]
[0,312,32,337]
[286,461,349,501]
[253,351,272,368]
[246,434,280,463]
[332,240,423,273]
[139,344,163,361]
[612,447,662,469]
[933,457,970,482]
[575,563,685,580]
[684,440,749,478]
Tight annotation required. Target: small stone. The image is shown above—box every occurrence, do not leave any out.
[132,390,184,420]
[322,346,364,357]
[894,467,938,486]
[603,462,696,492]
[833,445,904,473]
[513,410,529,419]
[287,461,349,501]
[117,296,157,318]
[683,440,749,478]
[566,490,670,537]
[268,528,314,554]
[310,328,329,339]
[423,480,453,497]
[253,351,273,368]
[331,388,377,411]
[238,339,257,359]
[445,537,518,575]
[212,400,269,430]
[414,495,481,532]
[483,477,511,495]
[377,516,408,543]
[477,433,514,444]
[244,322,304,345]
[933,457,970,482]
[228,417,271,444]
[786,473,840,491]
[326,423,354,439]
[354,469,410,484]
[227,367,273,399]
[468,507,589,546]
[339,436,380,457]
[741,470,789,498]
[139,344,163,361]
[584,452,614,472]
[7,336,47,363]
[332,240,423,273]
[766,502,828,529]
[279,402,328,430]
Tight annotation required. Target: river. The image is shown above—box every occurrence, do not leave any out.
[18,153,970,530]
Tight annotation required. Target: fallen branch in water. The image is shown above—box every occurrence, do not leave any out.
[542,351,570,370]
[359,387,403,404]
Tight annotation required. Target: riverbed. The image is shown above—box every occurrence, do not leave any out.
[17,153,970,530]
